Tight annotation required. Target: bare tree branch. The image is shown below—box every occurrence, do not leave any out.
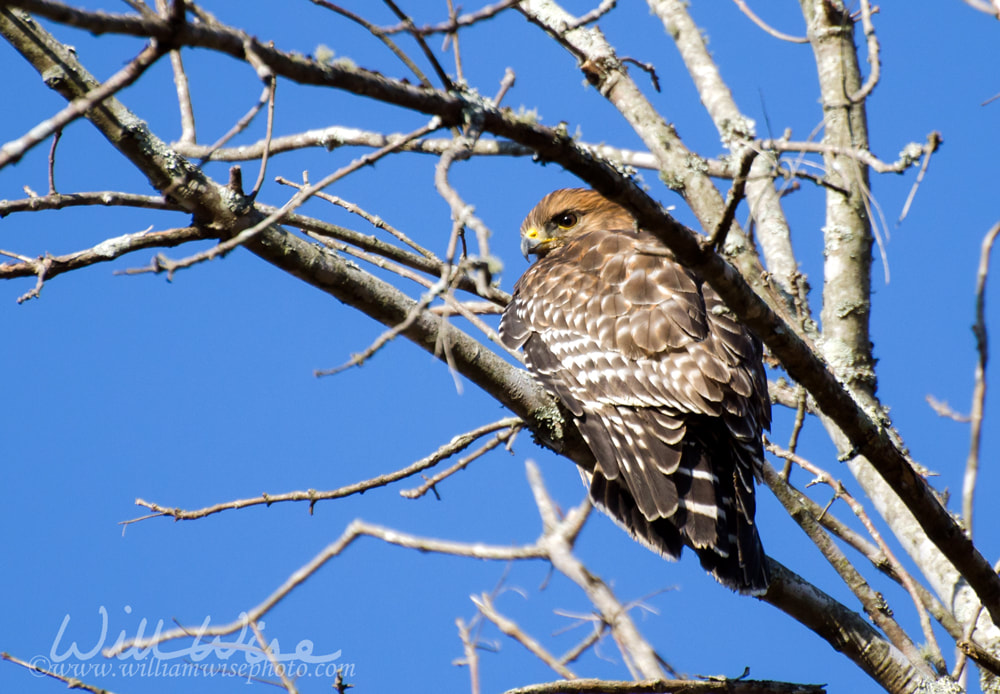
[105,515,549,656]
[273,178,439,261]
[400,425,520,499]
[849,0,881,103]
[248,621,298,694]
[730,0,808,43]
[1,652,117,694]
[760,561,928,694]
[0,38,166,169]
[761,448,943,677]
[473,592,577,680]
[311,0,435,88]
[3,3,997,631]
[760,458,964,643]
[380,0,522,36]
[456,616,484,694]
[5,7,1000,692]
[964,221,1000,532]
[125,417,522,522]
[0,191,179,216]
[502,679,824,694]
[0,225,205,301]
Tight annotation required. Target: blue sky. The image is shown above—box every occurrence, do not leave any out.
[2,2,1000,693]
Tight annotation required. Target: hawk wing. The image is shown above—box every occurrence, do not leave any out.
[500,227,770,593]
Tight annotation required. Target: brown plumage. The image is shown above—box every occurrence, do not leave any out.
[500,189,770,593]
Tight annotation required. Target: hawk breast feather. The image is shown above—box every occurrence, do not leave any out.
[500,191,770,594]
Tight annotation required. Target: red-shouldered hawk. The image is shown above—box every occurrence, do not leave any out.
[500,189,770,594]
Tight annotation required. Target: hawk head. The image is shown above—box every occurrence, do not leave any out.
[520,188,637,259]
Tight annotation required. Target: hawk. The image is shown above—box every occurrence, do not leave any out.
[499,189,770,594]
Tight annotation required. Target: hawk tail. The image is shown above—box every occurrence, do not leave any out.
[586,416,770,595]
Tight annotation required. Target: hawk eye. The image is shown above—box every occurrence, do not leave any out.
[554,212,578,229]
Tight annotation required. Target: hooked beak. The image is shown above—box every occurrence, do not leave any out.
[520,226,543,260]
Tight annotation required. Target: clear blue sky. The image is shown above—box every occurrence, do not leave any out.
[2,2,999,693]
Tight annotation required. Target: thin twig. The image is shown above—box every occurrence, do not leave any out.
[0,191,178,216]
[155,0,196,143]
[4,251,49,302]
[171,126,668,173]
[429,153,483,389]
[0,40,166,169]
[197,58,272,164]
[455,617,482,694]
[311,0,434,87]
[444,0,464,83]
[131,118,442,277]
[46,129,61,194]
[503,680,823,694]
[314,286,438,376]
[473,592,577,679]
[957,639,1000,678]
[124,417,522,522]
[257,201,510,304]
[249,74,276,199]
[849,0,880,103]
[525,462,665,680]
[274,177,438,261]
[963,221,1000,534]
[401,425,521,499]
[434,132,497,297]
[430,300,502,315]
[952,601,983,681]
[775,163,849,196]
[557,623,606,667]
[781,385,808,479]
[383,0,453,89]
[897,131,941,224]
[925,395,970,423]
[168,46,196,143]
[311,236,514,355]
[494,67,516,105]
[764,443,945,676]
[105,517,549,656]
[248,621,298,694]
[1,652,116,694]
[620,56,659,92]
[730,0,808,43]
[565,0,617,29]
[708,148,757,249]
[1,226,204,302]
[381,0,522,35]
[759,136,934,175]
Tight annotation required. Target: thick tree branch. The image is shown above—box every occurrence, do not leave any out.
[759,459,935,677]
[0,37,166,169]
[796,1,1000,666]
[760,561,931,694]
